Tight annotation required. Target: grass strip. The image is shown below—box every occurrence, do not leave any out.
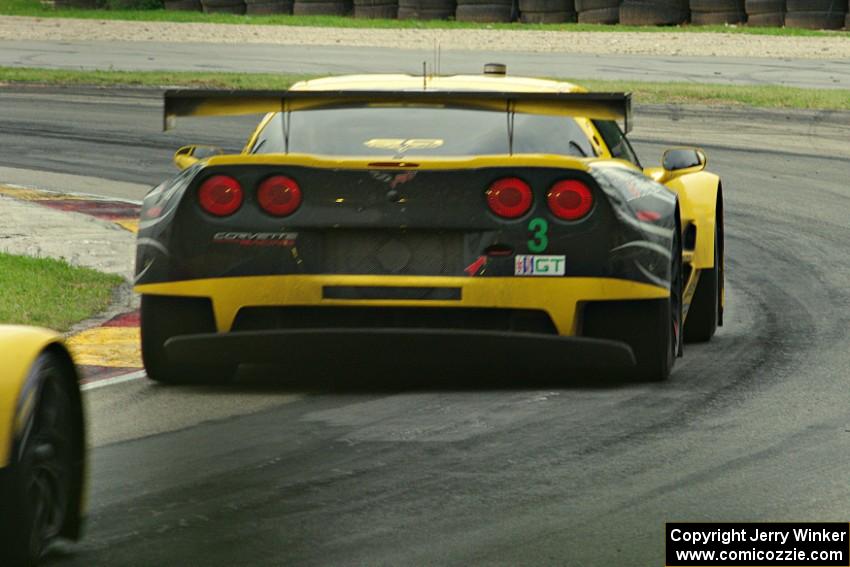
[1,0,848,36]
[575,79,850,111]
[0,67,312,89]
[0,252,123,331]
[2,67,850,111]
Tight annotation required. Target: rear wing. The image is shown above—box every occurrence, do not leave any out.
[163,89,633,133]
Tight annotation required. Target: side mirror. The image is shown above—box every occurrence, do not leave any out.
[662,148,707,173]
[173,144,224,170]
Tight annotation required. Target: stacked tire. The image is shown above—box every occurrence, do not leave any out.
[784,0,846,29]
[576,0,619,23]
[520,0,575,22]
[201,0,245,11]
[354,0,396,17]
[690,0,745,24]
[397,0,454,18]
[164,0,202,9]
[745,0,784,26]
[246,0,292,12]
[293,0,351,13]
[620,0,688,25]
[455,0,513,21]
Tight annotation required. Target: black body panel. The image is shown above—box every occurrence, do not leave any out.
[136,163,677,288]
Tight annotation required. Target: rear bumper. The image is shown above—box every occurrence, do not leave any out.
[164,328,636,370]
[135,274,669,335]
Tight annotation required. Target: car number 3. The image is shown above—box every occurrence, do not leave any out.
[527,217,549,253]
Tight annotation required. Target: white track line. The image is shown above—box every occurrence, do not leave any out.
[81,369,147,391]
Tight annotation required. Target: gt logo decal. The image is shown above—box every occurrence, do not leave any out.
[527,217,548,253]
[515,255,566,276]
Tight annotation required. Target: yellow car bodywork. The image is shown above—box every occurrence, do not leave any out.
[148,73,722,333]
[0,325,67,468]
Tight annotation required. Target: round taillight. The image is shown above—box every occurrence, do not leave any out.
[198,175,243,217]
[547,180,593,221]
[257,175,302,217]
[486,177,533,219]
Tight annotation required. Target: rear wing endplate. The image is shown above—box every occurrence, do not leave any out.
[163,89,633,133]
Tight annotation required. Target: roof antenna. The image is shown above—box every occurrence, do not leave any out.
[433,39,441,77]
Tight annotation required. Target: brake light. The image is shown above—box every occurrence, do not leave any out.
[198,175,243,217]
[486,177,533,219]
[547,180,593,221]
[257,175,302,217]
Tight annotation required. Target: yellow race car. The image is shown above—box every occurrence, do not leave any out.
[0,326,86,566]
[135,66,723,383]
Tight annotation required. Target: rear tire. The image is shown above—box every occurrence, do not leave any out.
[455,3,513,21]
[691,10,746,24]
[783,11,846,29]
[620,0,689,25]
[583,229,682,382]
[577,5,619,22]
[746,12,784,25]
[141,295,236,385]
[684,228,720,343]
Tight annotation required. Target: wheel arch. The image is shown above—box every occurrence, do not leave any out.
[0,326,65,468]
[665,171,721,271]
[716,181,725,326]
[674,198,684,357]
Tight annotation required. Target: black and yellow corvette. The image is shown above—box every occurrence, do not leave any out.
[135,68,723,383]
[0,327,86,566]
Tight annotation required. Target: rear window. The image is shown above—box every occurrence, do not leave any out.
[251,105,597,159]
[593,119,641,167]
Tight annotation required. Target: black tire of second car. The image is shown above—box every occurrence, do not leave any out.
[684,226,721,343]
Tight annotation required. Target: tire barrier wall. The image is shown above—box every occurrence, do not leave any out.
[690,0,745,24]
[576,0,620,24]
[56,0,850,28]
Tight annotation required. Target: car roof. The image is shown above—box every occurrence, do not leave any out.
[289,74,588,94]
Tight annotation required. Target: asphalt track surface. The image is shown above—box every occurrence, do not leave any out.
[2,88,849,566]
[3,39,850,89]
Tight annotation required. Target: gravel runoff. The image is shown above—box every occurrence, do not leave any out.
[0,192,135,280]
[0,15,849,59]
